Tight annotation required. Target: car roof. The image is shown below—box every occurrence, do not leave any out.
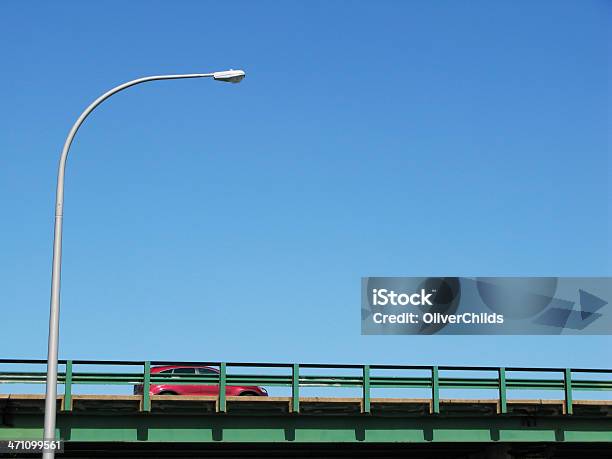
[151,365,219,373]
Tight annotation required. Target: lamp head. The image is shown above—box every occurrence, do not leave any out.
[213,69,246,83]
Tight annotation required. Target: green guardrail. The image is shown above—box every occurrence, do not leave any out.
[1,359,611,415]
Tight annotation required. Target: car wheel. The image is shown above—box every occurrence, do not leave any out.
[158,391,178,395]
[239,391,259,396]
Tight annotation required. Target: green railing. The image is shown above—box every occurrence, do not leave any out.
[1,359,611,415]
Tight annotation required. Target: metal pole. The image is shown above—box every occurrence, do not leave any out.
[42,73,215,458]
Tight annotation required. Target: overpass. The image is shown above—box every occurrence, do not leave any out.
[1,359,611,458]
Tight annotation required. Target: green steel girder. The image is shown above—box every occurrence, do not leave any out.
[2,413,612,443]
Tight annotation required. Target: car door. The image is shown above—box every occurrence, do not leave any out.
[196,367,219,396]
[155,368,174,393]
[172,367,199,395]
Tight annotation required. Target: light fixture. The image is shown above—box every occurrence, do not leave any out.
[213,69,246,83]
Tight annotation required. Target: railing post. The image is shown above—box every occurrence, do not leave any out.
[564,368,573,415]
[292,363,300,414]
[431,366,440,414]
[362,365,371,414]
[218,362,227,413]
[143,361,151,412]
[62,360,73,411]
[498,367,507,414]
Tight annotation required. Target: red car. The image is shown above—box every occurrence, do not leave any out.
[134,365,268,396]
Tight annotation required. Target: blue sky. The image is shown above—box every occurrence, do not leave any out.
[0,0,610,373]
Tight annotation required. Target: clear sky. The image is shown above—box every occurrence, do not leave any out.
[0,1,610,373]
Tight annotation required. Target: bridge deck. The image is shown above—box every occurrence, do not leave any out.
[2,394,611,417]
[2,360,612,451]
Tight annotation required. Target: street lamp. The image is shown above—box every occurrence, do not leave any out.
[42,69,246,458]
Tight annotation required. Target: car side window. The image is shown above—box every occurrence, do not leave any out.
[173,368,196,374]
[197,368,217,375]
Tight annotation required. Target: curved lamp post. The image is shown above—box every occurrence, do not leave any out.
[42,69,246,458]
